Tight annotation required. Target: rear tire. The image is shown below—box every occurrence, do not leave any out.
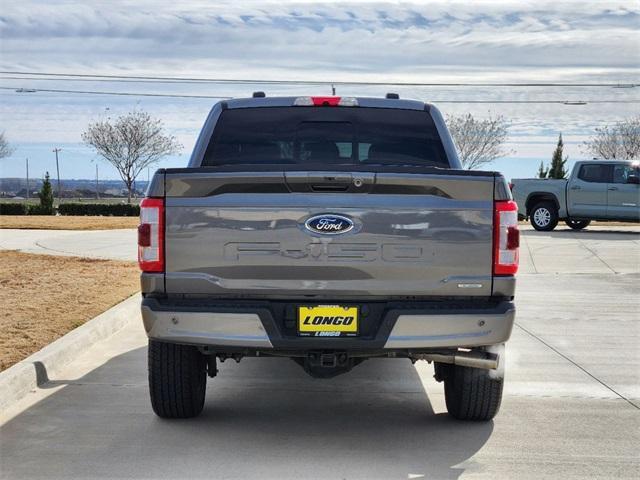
[530,202,558,231]
[565,219,591,230]
[442,364,503,421]
[148,340,207,418]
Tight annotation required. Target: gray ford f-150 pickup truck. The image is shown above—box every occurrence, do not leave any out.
[512,160,639,231]
[138,94,519,421]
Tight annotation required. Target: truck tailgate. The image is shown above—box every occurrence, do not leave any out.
[162,170,496,298]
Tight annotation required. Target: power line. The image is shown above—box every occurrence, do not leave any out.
[0,76,209,85]
[1,70,638,88]
[0,86,231,99]
[4,75,638,93]
[2,86,638,104]
[428,100,639,104]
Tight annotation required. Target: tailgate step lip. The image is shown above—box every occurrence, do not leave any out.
[141,298,514,350]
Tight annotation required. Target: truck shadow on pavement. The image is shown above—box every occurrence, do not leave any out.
[1,347,493,480]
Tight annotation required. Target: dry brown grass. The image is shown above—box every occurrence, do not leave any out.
[0,215,139,230]
[0,251,140,371]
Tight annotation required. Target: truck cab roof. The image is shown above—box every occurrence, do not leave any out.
[221,95,431,111]
[574,159,639,165]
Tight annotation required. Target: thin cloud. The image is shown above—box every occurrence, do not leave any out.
[0,1,638,181]
[1,1,638,81]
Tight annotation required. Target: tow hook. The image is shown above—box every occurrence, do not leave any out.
[310,352,347,368]
[216,353,244,364]
[298,351,357,378]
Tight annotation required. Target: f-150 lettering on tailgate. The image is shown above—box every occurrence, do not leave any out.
[223,242,428,262]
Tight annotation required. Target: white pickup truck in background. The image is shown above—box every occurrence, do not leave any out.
[511,160,640,231]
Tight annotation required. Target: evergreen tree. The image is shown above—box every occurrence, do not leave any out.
[549,134,568,179]
[537,161,549,178]
[37,172,54,215]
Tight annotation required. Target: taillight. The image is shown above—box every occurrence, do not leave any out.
[138,197,164,272]
[494,200,519,275]
[293,96,358,107]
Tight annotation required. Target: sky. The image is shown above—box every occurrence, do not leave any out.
[0,0,639,182]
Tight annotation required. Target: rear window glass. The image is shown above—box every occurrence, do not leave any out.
[202,107,449,168]
[578,164,610,183]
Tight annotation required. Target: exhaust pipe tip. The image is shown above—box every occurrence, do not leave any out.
[411,347,502,372]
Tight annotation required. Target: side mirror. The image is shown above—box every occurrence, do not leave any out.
[627,175,640,185]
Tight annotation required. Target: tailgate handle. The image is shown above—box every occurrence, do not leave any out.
[310,184,349,192]
[284,171,374,193]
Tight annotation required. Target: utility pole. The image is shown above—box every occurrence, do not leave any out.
[331,84,336,95]
[53,147,62,199]
[25,158,29,200]
[96,164,100,199]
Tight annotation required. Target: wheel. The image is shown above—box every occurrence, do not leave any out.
[530,202,559,231]
[565,219,591,230]
[441,364,503,421]
[148,340,207,418]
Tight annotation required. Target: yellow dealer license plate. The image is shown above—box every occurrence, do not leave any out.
[298,305,359,337]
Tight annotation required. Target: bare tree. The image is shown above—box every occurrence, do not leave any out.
[0,131,15,159]
[582,117,640,160]
[82,110,182,202]
[446,113,512,169]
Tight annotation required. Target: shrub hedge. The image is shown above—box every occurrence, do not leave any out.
[0,203,28,215]
[28,205,54,215]
[0,202,139,216]
[58,203,140,217]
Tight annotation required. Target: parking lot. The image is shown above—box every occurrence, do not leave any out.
[1,225,639,479]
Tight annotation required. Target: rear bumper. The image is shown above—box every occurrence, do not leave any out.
[141,306,272,348]
[384,306,514,348]
[141,298,515,351]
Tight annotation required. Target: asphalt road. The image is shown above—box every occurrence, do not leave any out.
[1,226,639,479]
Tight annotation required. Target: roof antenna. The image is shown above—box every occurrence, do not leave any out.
[331,84,336,95]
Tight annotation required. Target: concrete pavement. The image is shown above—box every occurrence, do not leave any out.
[519,225,640,274]
[0,228,136,261]
[1,227,639,479]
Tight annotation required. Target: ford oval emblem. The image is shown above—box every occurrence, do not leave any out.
[305,214,354,235]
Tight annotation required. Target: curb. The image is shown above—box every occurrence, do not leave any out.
[0,293,141,412]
